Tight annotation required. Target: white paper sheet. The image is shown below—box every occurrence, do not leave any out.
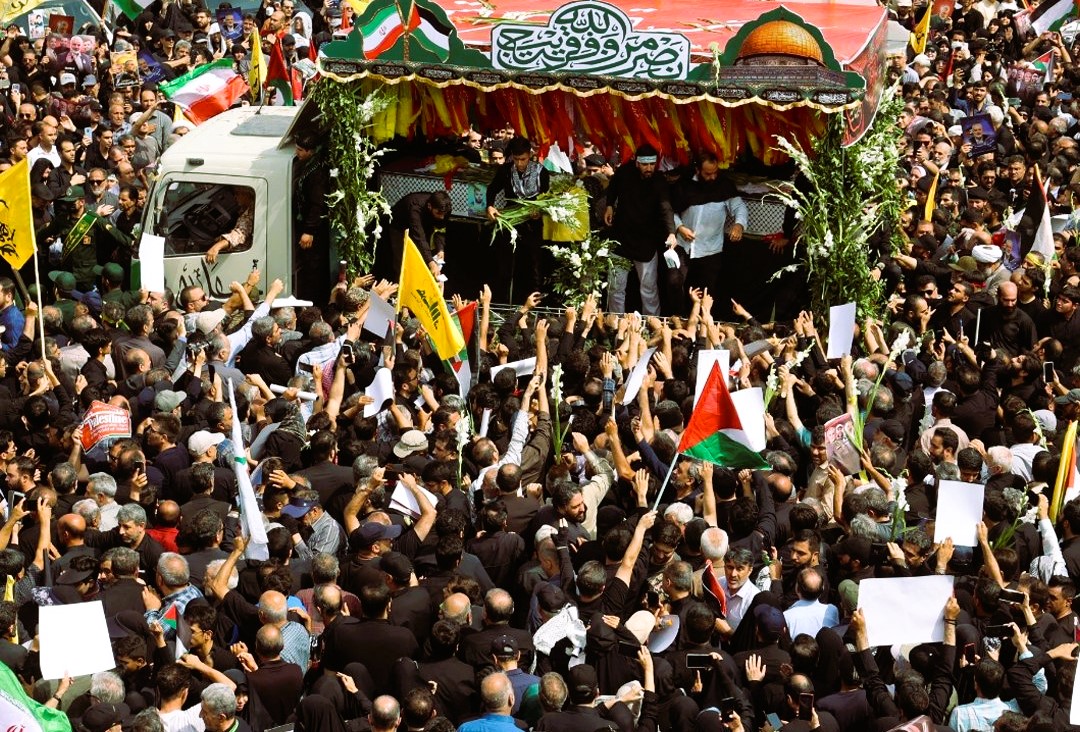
[622,347,657,405]
[694,350,730,406]
[1071,657,1080,724]
[827,302,857,359]
[363,292,397,340]
[731,387,766,452]
[857,575,954,647]
[138,234,166,293]
[490,357,536,381]
[390,482,439,518]
[39,601,114,679]
[478,408,491,438]
[364,368,395,417]
[933,480,985,547]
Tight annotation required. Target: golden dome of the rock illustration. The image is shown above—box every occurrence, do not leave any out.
[735,20,825,65]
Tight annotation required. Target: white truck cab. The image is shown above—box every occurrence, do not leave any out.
[138,105,302,299]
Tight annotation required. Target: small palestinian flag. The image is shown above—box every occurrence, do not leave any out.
[161,603,179,633]
[678,362,769,470]
[702,560,728,619]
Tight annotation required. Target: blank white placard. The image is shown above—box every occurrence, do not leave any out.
[857,575,954,647]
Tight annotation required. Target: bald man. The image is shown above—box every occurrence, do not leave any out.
[55,513,99,572]
[146,499,180,553]
[459,673,516,732]
[258,590,310,671]
[370,696,403,732]
[440,592,473,627]
[783,567,839,637]
[459,589,534,670]
[246,623,304,725]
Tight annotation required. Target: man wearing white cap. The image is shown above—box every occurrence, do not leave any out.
[972,244,1009,301]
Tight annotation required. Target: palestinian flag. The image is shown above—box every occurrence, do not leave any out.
[266,40,298,106]
[161,603,179,633]
[678,362,769,470]
[112,0,154,21]
[447,301,476,398]
[160,59,249,124]
[360,4,420,59]
[1031,0,1076,34]
[1032,49,1056,84]
[414,6,453,62]
[702,560,728,619]
[1020,165,1054,266]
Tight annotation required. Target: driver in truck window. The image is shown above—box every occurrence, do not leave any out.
[203,187,255,264]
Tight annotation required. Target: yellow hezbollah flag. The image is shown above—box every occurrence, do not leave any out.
[398,231,463,359]
[0,159,36,271]
[924,171,939,222]
[1051,419,1077,523]
[0,0,47,25]
[249,29,266,97]
[910,6,931,55]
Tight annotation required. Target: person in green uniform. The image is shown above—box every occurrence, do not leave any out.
[98,263,141,310]
[46,270,79,325]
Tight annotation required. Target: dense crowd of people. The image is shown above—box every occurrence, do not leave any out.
[9,1,1080,732]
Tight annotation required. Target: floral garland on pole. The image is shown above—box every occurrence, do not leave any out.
[308,80,393,275]
[770,88,906,321]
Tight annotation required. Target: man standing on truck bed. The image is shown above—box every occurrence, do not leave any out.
[293,131,330,302]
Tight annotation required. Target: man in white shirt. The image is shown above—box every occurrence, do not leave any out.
[783,567,840,638]
[27,120,61,168]
[719,547,759,632]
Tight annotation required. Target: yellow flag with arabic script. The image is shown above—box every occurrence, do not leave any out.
[910,6,931,55]
[248,29,266,99]
[398,231,463,360]
[0,159,37,271]
[0,0,47,25]
[923,172,938,222]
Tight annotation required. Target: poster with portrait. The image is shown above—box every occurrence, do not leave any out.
[824,412,862,475]
[110,50,140,89]
[1007,63,1044,106]
[27,10,46,39]
[216,8,243,41]
[47,14,74,36]
[137,51,166,85]
[960,114,996,157]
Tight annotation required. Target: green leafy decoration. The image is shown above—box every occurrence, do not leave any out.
[770,87,906,321]
[308,80,393,275]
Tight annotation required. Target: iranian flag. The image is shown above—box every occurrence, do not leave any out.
[0,662,72,732]
[678,362,769,470]
[159,60,249,124]
[112,0,154,21]
[360,4,420,59]
[1031,0,1076,34]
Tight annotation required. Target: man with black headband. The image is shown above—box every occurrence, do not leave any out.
[604,143,676,315]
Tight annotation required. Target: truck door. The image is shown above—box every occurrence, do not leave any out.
[142,174,270,299]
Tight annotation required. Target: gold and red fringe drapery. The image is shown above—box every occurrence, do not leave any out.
[357,77,829,167]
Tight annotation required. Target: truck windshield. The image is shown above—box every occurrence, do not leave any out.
[159,181,254,257]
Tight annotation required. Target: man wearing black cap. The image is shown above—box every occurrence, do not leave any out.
[605,143,676,315]
[381,551,432,646]
[490,634,540,715]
